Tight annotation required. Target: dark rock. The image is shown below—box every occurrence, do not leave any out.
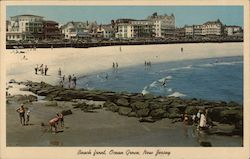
[171,118,182,123]
[118,107,132,116]
[185,106,199,115]
[104,102,119,112]
[148,102,163,110]
[19,87,30,91]
[128,112,137,117]
[143,93,155,100]
[116,98,130,107]
[220,108,243,124]
[176,105,187,113]
[61,109,72,116]
[9,79,17,83]
[131,101,149,110]
[45,101,58,107]
[150,108,166,118]
[200,141,212,147]
[139,117,156,123]
[136,108,150,117]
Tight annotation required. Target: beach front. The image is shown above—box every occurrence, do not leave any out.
[6,42,243,85]
[5,42,243,147]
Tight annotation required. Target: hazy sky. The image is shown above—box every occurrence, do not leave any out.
[7,6,243,27]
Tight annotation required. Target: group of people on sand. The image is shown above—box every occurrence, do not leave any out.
[35,64,49,76]
[183,108,211,130]
[112,62,119,70]
[144,61,152,67]
[58,68,77,89]
[16,104,31,126]
[16,103,64,133]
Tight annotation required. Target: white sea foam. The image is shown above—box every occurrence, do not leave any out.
[214,61,242,66]
[142,89,150,95]
[168,91,186,97]
[199,61,242,68]
[158,75,172,83]
[167,88,172,92]
[169,65,192,71]
[149,81,158,88]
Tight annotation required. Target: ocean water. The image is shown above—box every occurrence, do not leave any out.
[77,56,243,104]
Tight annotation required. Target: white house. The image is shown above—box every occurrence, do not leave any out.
[61,21,89,39]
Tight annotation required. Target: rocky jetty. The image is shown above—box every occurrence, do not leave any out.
[12,81,243,136]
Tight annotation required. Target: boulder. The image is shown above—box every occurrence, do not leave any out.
[45,101,58,107]
[128,112,137,117]
[19,87,30,91]
[200,141,212,147]
[176,105,187,113]
[131,101,149,110]
[136,108,150,117]
[139,117,156,123]
[208,107,227,122]
[9,79,17,83]
[118,107,132,116]
[104,102,119,112]
[220,108,243,124]
[150,108,166,118]
[116,98,130,107]
[61,109,72,116]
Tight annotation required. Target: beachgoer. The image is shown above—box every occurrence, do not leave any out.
[58,68,62,77]
[116,62,118,69]
[199,111,207,130]
[112,62,115,69]
[16,104,26,126]
[192,114,196,125]
[40,64,44,75]
[57,113,64,128]
[68,75,72,88]
[181,47,183,52]
[72,74,77,88]
[62,75,65,83]
[105,73,108,79]
[35,65,38,75]
[120,46,122,52]
[59,80,63,88]
[183,113,189,125]
[45,65,48,76]
[26,108,31,125]
[49,116,60,133]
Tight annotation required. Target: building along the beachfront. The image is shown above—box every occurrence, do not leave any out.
[147,12,175,38]
[224,25,243,36]
[184,25,202,38]
[43,21,63,40]
[115,19,154,39]
[6,14,44,41]
[201,19,224,36]
[61,21,90,40]
[96,24,115,39]
[174,27,185,38]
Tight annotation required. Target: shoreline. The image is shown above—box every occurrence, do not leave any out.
[6,42,243,86]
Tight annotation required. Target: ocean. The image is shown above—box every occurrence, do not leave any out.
[77,56,243,104]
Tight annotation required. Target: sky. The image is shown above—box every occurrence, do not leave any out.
[7,6,243,27]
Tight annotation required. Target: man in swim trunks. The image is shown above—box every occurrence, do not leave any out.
[16,104,25,126]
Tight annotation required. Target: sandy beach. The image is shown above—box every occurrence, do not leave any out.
[6,42,243,85]
[5,42,243,147]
